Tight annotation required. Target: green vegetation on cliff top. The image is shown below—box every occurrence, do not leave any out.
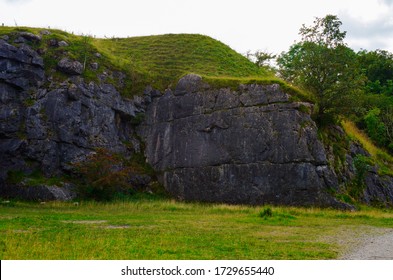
[1,26,286,96]
[93,34,269,92]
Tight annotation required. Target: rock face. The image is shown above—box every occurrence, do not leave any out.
[2,34,393,207]
[0,39,145,201]
[139,74,344,207]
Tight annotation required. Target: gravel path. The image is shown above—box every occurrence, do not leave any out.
[340,228,393,260]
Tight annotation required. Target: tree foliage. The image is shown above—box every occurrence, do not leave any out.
[299,15,346,48]
[277,15,365,124]
[358,49,393,95]
[364,108,387,147]
[246,50,276,68]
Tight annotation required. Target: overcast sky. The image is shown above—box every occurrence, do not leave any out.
[1,0,393,54]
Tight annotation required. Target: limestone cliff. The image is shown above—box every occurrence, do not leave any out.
[0,36,148,200]
[1,31,393,208]
[139,74,344,207]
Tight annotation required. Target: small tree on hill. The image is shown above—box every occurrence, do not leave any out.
[277,15,365,124]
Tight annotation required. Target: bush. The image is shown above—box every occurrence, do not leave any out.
[349,154,373,199]
[364,108,387,147]
[72,148,143,200]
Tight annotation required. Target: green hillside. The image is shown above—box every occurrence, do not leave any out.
[92,33,269,93]
[1,27,272,95]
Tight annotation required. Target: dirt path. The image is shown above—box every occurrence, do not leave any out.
[340,228,393,260]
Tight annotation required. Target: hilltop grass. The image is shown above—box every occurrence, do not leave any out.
[1,198,393,260]
[201,75,314,103]
[92,34,271,95]
[1,26,310,101]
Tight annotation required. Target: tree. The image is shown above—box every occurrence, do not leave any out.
[277,15,365,124]
[299,15,346,48]
[357,49,393,95]
[246,50,276,68]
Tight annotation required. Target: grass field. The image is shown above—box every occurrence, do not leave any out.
[1,197,393,260]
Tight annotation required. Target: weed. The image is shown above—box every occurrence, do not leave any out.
[259,207,273,218]
[130,112,145,126]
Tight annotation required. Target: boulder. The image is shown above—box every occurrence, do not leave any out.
[57,58,83,75]
[90,62,99,70]
[58,41,69,47]
[18,32,42,42]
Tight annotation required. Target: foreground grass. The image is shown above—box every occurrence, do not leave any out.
[1,198,393,260]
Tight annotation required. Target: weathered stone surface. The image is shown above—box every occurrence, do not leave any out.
[139,74,344,207]
[18,32,42,42]
[0,42,146,201]
[57,58,83,75]
[0,183,76,201]
[0,40,45,90]
[90,62,99,70]
[174,73,208,95]
[363,171,393,206]
[58,41,69,47]
[39,30,51,36]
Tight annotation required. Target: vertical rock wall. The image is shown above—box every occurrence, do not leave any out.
[0,37,145,200]
[139,74,344,207]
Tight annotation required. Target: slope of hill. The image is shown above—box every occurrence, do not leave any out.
[1,27,270,96]
[93,33,270,93]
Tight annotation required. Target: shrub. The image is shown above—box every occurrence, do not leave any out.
[348,154,373,199]
[72,148,143,200]
[364,108,387,147]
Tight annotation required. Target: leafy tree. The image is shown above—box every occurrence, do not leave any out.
[246,50,276,68]
[277,15,365,124]
[364,108,387,147]
[358,49,393,95]
[299,15,346,47]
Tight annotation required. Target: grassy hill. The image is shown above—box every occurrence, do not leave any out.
[100,33,263,77]
[93,34,268,92]
[1,26,273,96]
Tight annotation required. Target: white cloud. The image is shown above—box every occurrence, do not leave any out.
[2,0,32,3]
[379,0,393,6]
[339,1,393,51]
[1,0,392,53]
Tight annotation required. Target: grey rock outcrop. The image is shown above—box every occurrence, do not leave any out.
[139,74,345,207]
[0,39,145,201]
[2,33,393,207]
[0,183,76,201]
[18,32,42,42]
[0,39,44,90]
[57,58,83,75]
[322,126,393,207]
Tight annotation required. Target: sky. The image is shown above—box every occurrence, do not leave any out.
[1,0,393,55]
